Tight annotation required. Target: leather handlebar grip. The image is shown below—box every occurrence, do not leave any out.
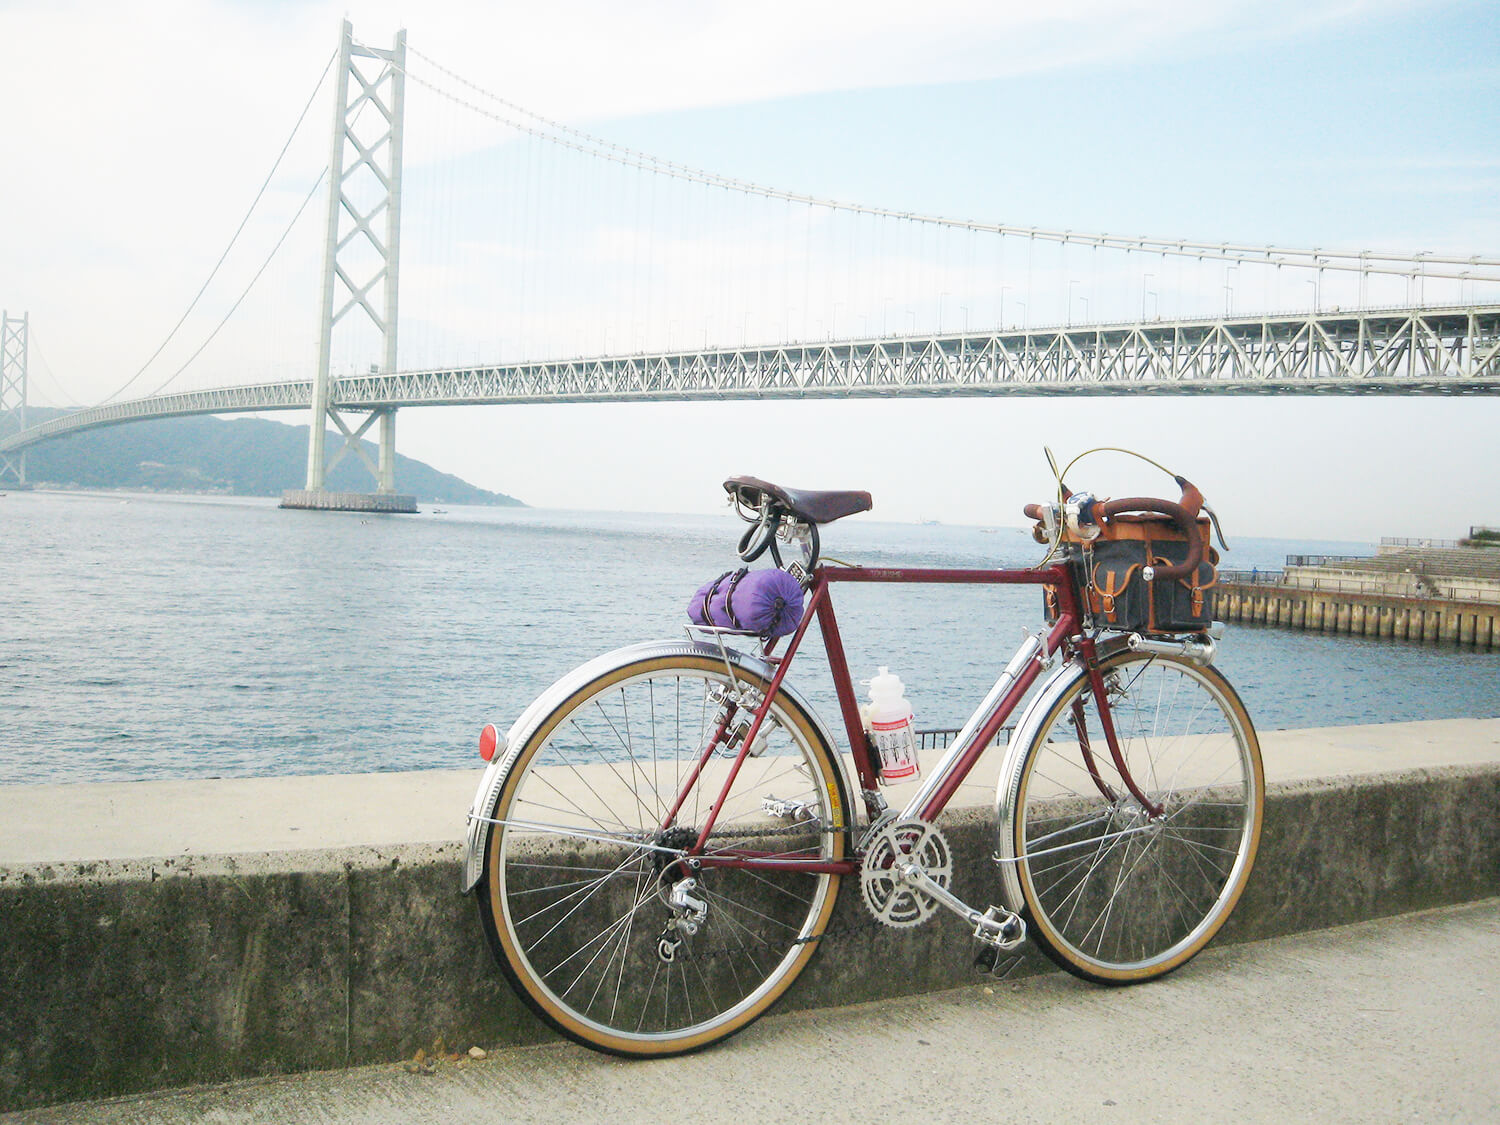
[1022,477,1206,583]
[1096,492,1204,582]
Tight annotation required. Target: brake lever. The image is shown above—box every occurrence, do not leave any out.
[1064,492,1102,541]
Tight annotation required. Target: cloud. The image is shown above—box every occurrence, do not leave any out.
[0,0,1471,405]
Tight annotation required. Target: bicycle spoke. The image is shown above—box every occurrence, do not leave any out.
[514,850,650,942]
[483,654,845,1052]
[1010,651,1261,981]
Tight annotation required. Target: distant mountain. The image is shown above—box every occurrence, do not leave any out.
[8,409,524,506]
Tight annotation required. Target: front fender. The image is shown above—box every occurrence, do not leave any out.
[990,654,1090,911]
[991,635,1139,910]
[460,638,847,894]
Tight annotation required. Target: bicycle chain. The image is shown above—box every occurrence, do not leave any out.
[663,913,886,965]
[567,817,961,966]
[649,816,969,964]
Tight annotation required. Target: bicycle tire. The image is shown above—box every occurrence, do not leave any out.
[477,652,849,1055]
[998,650,1262,983]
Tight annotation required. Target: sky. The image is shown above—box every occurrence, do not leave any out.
[1,0,1497,541]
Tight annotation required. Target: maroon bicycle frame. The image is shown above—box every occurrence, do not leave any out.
[684,556,1157,876]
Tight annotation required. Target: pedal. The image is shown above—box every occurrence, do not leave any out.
[972,905,1026,952]
[762,795,814,820]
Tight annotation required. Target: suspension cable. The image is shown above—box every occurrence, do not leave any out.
[404,48,1499,282]
[101,48,337,405]
[23,327,83,408]
[139,170,327,400]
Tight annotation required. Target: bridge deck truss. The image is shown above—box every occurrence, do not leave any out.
[339,306,1500,405]
[3,307,1497,456]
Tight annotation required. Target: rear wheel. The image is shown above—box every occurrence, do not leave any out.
[1002,651,1262,983]
[478,653,849,1055]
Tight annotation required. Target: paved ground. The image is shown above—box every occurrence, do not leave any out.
[9,897,1497,1125]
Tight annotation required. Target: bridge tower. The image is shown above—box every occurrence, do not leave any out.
[281,21,416,514]
[0,312,28,488]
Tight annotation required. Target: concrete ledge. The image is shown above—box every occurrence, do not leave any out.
[2,755,1498,1112]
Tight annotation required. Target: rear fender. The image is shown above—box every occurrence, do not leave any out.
[461,638,847,893]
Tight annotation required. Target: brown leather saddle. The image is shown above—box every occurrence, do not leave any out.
[724,476,872,525]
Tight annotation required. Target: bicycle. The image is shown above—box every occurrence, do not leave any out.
[461,453,1263,1056]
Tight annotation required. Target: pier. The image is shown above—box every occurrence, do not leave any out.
[1217,541,1500,649]
[279,489,418,514]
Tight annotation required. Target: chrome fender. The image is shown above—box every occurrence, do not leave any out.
[991,654,1092,912]
[461,638,848,894]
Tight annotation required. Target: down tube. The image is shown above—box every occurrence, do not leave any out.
[907,614,1076,823]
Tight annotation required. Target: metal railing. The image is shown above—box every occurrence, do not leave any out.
[917,729,963,750]
[1285,555,1373,567]
[1219,569,1285,585]
[1381,537,1462,549]
[915,727,1010,751]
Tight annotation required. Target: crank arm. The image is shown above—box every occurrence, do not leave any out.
[896,862,1025,950]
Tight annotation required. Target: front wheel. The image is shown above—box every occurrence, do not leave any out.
[999,650,1262,983]
[478,653,849,1056]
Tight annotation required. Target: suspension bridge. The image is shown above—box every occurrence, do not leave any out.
[2,22,1498,506]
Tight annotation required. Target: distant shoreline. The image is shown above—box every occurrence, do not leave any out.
[9,409,526,507]
[14,484,527,508]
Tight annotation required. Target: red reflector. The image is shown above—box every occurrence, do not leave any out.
[478,724,499,762]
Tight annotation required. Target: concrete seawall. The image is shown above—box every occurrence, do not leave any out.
[1217,580,1500,648]
[2,718,1498,1113]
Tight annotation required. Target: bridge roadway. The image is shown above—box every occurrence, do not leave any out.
[4,305,1498,455]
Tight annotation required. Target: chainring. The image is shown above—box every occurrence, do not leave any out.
[858,817,953,929]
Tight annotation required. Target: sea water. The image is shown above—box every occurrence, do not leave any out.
[2,490,1497,785]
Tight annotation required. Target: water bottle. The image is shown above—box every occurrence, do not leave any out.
[864,667,919,784]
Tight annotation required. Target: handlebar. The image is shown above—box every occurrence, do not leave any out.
[1026,475,1207,583]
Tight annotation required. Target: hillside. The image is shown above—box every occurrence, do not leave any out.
[8,410,524,506]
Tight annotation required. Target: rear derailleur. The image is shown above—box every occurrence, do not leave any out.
[654,826,708,963]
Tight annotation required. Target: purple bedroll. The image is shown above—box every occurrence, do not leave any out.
[688,567,805,638]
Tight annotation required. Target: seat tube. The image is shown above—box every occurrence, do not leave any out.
[813,583,881,794]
